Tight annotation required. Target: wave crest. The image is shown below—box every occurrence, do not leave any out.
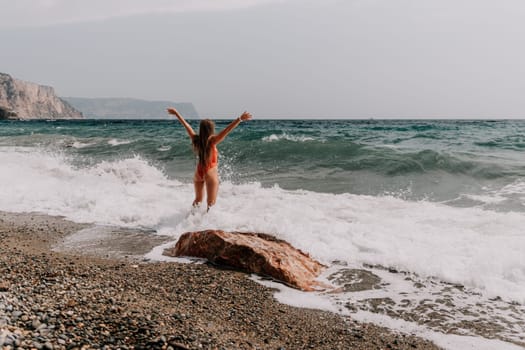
[262,133,316,143]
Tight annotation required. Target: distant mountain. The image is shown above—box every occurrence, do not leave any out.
[0,73,82,120]
[63,97,199,119]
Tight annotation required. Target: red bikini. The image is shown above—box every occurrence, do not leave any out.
[196,145,218,179]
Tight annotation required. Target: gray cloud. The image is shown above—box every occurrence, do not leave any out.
[2,0,525,118]
[0,0,286,28]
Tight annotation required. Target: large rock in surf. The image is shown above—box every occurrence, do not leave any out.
[0,72,83,120]
[164,230,326,291]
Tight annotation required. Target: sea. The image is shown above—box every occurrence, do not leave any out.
[0,119,524,349]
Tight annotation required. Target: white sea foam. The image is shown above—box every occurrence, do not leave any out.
[262,133,315,142]
[462,180,525,208]
[0,147,188,228]
[70,141,96,149]
[351,311,524,350]
[252,277,524,350]
[108,138,132,146]
[1,147,525,303]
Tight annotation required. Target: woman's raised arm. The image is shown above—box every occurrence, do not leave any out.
[212,111,252,145]
[167,107,196,139]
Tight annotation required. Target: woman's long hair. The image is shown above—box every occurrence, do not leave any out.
[192,119,215,168]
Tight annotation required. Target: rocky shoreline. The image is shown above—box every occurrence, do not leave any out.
[0,211,441,349]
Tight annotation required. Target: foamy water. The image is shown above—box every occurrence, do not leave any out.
[1,148,523,302]
[107,138,132,146]
[0,146,524,349]
[253,277,525,350]
[262,132,316,142]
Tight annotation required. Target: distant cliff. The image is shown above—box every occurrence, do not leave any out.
[0,73,83,120]
[63,97,199,119]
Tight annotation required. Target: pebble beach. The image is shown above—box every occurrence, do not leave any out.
[0,211,441,350]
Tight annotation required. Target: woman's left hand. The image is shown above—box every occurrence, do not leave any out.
[239,111,252,121]
[167,107,178,116]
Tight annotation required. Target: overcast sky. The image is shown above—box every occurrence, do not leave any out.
[1,0,525,118]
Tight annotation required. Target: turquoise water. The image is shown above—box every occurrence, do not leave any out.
[1,119,524,211]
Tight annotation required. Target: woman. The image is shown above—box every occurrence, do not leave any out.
[167,107,252,210]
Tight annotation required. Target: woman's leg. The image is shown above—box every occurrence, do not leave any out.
[204,167,219,209]
[193,171,205,206]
